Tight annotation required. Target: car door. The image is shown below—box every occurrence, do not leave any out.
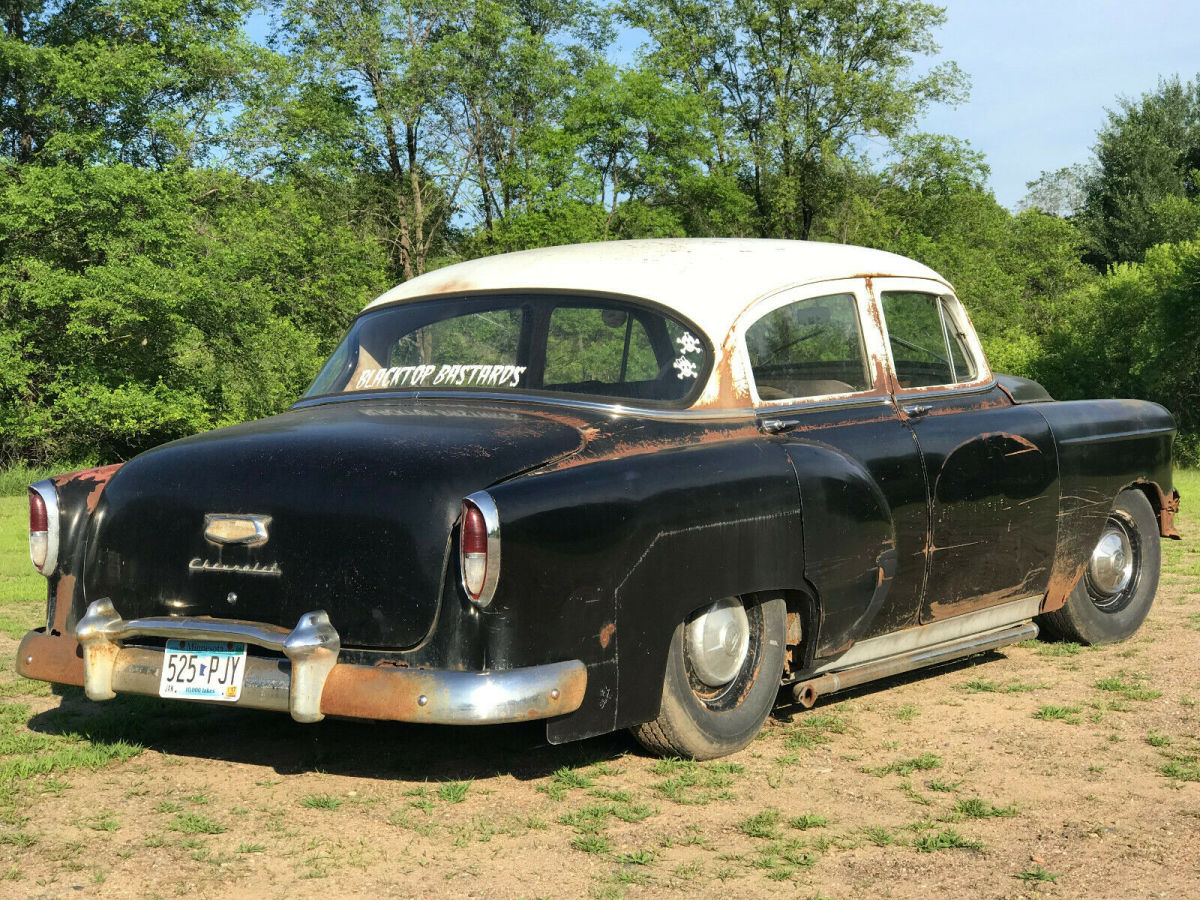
[739,279,929,659]
[872,278,1060,624]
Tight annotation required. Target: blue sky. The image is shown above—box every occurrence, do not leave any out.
[919,0,1200,209]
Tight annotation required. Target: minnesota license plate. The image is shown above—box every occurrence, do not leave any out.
[159,640,247,702]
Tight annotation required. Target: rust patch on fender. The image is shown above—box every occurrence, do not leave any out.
[1041,561,1085,614]
[598,622,616,649]
[1155,486,1182,540]
[53,463,124,513]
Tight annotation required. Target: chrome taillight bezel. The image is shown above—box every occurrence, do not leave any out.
[29,479,61,576]
[460,491,500,608]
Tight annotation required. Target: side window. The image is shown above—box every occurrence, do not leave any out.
[746,293,871,400]
[543,304,705,401]
[544,307,658,385]
[881,292,978,388]
[388,308,523,369]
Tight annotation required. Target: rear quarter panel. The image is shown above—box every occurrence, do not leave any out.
[484,436,805,743]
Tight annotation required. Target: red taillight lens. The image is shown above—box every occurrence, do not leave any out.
[462,504,487,556]
[29,487,50,572]
[461,501,488,601]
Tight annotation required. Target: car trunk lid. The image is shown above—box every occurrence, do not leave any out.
[82,399,589,648]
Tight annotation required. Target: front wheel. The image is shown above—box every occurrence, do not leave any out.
[1037,489,1160,645]
[631,595,786,760]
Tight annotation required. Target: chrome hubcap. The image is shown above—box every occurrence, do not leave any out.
[1088,527,1133,597]
[686,598,750,687]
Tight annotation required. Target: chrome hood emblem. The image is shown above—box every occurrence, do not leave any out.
[203,514,272,547]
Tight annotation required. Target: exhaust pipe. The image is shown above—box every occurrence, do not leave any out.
[789,621,1038,707]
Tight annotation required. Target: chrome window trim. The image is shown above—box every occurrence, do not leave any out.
[462,491,501,608]
[754,395,896,417]
[292,390,760,423]
[890,379,1000,403]
[29,479,60,576]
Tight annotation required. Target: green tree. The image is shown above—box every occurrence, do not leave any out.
[623,0,968,239]
[1078,75,1200,267]
[0,164,388,462]
[0,0,260,166]
[1037,238,1200,462]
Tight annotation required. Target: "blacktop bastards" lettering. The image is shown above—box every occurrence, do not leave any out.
[353,364,527,391]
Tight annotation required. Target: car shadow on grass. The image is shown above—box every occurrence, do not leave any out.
[25,686,635,782]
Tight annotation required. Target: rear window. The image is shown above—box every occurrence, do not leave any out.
[305,294,710,406]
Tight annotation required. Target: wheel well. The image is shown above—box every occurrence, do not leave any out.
[677,589,819,684]
[778,587,820,681]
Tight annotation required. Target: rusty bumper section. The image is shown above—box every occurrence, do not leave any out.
[18,601,586,726]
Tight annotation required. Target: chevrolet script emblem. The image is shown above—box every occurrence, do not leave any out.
[203,514,271,547]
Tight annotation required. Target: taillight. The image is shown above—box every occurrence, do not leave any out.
[460,493,499,608]
[28,481,60,575]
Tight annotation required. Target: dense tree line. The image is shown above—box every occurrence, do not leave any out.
[1,1,1197,464]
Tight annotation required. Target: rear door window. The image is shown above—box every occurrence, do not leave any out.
[746,293,871,400]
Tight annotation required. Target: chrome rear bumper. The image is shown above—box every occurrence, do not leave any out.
[18,600,586,726]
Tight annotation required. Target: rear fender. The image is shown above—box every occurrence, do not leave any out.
[43,465,124,634]
[484,438,805,744]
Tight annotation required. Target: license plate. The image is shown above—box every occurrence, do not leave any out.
[159,640,247,702]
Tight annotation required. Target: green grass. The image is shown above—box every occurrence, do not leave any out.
[788,813,828,830]
[913,828,982,852]
[1161,755,1200,782]
[570,833,610,854]
[1093,676,1162,701]
[868,753,942,776]
[0,494,46,638]
[649,758,742,805]
[1032,704,1083,724]
[958,678,1046,694]
[862,825,894,847]
[952,797,1018,819]
[437,780,471,803]
[615,849,655,865]
[783,711,850,751]
[299,794,342,810]
[738,808,781,839]
[1036,642,1082,657]
[1015,864,1062,883]
[168,813,226,835]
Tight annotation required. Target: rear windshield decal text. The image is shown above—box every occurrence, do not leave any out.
[353,364,527,391]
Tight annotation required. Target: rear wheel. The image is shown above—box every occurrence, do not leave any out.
[1037,489,1160,645]
[631,595,786,760]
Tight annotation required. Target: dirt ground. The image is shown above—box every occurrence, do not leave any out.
[3,570,1199,898]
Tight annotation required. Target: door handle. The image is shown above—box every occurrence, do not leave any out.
[902,404,933,419]
[760,419,796,435]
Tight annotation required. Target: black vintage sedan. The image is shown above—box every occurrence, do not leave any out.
[20,239,1181,759]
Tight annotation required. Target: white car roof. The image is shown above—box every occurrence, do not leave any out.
[367,238,949,340]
